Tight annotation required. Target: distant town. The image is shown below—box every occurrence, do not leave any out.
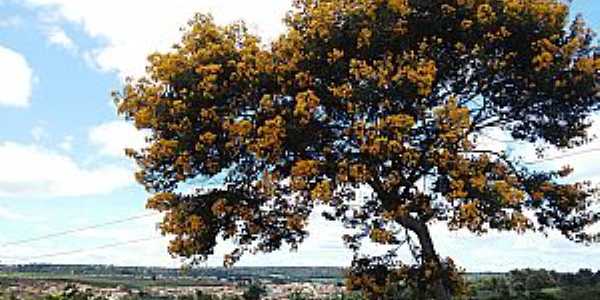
[1,265,599,299]
[0,264,347,299]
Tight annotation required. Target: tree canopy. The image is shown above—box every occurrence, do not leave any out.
[117,0,600,299]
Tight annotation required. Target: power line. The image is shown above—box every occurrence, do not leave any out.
[475,132,600,165]
[0,212,159,248]
[0,146,597,263]
[1,236,162,263]
[523,147,600,165]
[2,143,595,251]
[478,132,520,144]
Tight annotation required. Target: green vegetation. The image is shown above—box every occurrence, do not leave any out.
[0,265,343,284]
[467,269,600,300]
[2,267,600,299]
[241,284,265,300]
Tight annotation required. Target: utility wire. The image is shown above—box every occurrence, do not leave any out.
[0,146,598,263]
[3,144,597,250]
[2,236,162,262]
[478,132,520,144]
[476,132,600,165]
[522,147,600,165]
[0,212,159,248]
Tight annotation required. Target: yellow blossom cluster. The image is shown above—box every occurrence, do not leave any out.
[286,215,306,231]
[494,180,525,206]
[401,59,438,96]
[369,228,394,244]
[510,212,530,233]
[357,28,373,49]
[503,0,568,30]
[311,180,333,202]
[291,160,321,190]
[223,119,253,151]
[327,49,344,64]
[476,4,496,24]
[575,57,600,75]
[249,116,286,162]
[346,273,384,297]
[435,97,471,144]
[454,200,482,231]
[294,90,320,125]
[387,0,410,15]
[146,192,177,211]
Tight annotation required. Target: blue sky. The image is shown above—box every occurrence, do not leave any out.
[0,0,600,271]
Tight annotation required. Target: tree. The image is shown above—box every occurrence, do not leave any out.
[116,1,600,299]
[242,284,266,300]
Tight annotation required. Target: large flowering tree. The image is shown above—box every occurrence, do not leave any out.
[117,0,600,299]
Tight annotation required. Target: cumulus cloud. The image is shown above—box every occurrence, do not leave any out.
[59,135,73,151]
[45,26,76,50]
[0,45,33,107]
[0,16,23,28]
[0,142,134,198]
[88,120,148,158]
[30,125,47,142]
[24,0,292,78]
[0,206,28,221]
[470,115,600,186]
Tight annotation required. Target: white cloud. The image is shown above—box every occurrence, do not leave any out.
[30,125,47,142]
[0,206,28,221]
[58,135,73,151]
[0,16,23,28]
[493,115,600,184]
[24,0,292,78]
[472,126,514,153]
[88,120,148,158]
[45,26,76,50]
[471,115,600,186]
[427,222,600,272]
[0,141,134,198]
[0,45,33,107]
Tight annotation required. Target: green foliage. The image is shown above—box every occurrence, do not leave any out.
[241,284,266,300]
[468,269,600,300]
[192,290,219,300]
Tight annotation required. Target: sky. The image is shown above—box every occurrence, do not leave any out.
[0,0,600,272]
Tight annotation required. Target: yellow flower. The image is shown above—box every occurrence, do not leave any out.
[476,4,496,24]
[532,51,554,71]
[311,180,333,202]
[357,28,372,48]
[388,0,410,15]
[461,19,473,30]
[294,90,320,125]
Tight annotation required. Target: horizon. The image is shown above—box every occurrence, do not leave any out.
[0,263,592,275]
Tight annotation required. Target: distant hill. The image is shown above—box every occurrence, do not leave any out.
[0,264,346,282]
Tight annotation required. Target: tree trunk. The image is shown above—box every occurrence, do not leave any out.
[398,216,452,300]
[414,223,452,300]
